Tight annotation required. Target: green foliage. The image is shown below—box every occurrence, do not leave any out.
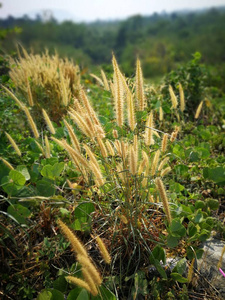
[0,48,225,300]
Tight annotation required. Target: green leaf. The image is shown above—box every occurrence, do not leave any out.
[53,276,68,293]
[41,162,65,180]
[72,202,95,231]
[172,258,186,275]
[195,147,210,159]
[149,252,167,279]
[36,179,55,196]
[167,234,179,248]
[194,212,203,223]
[195,200,205,209]
[187,222,197,237]
[9,170,26,186]
[47,289,64,300]
[51,162,65,178]
[169,219,186,237]
[152,245,166,264]
[203,167,225,185]
[189,151,199,162]
[73,289,89,300]
[37,290,52,300]
[41,164,54,180]
[16,165,30,180]
[171,273,188,283]
[169,181,185,193]
[206,199,219,210]
[7,204,31,225]
[1,175,21,196]
[198,229,210,241]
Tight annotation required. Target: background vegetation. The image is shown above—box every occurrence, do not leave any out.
[1,7,225,78]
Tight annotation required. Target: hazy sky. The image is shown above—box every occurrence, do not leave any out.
[1,0,225,21]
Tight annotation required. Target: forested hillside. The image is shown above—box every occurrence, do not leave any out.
[1,7,225,76]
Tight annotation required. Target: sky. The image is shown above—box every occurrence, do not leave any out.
[1,0,225,22]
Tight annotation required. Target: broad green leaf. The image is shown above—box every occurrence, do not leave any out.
[37,290,52,300]
[67,288,84,300]
[7,204,31,225]
[41,164,54,180]
[203,167,225,185]
[189,151,199,162]
[47,289,64,300]
[51,162,65,177]
[53,276,68,293]
[195,200,205,209]
[187,222,197,237]
[16,165,30,180]
[9,170,26,186]
[206,199,219,210]
[172,258,186,275]
[2,175,21,196]
[36,179,55,196]
[167,234,179,248]
[152,245,166,264]
[195,147,210,159]
[170,219,186,237]
[169,181,185,193]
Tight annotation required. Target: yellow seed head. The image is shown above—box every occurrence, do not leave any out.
[77,254,102,286]
[179,82,185,112]
[151,150,161,176]
[136,58,145,111]
[89,161,105,187]
[23,106,39,139]
[129,146,137,175]
[155,177,172,224]
[97,137,108,158]
[169,85,178,109]
[42,109,56,135]
[82,268,99,296]
[161,134,168,153]
[34,140,45,155]
[26,77,34,106]
[145,111,154,146]
[195,100,204,119]
[138,151,149,175]
[5,132,21,156]
[105,140,115,156]
[57,219,88,257]
[112,54,124,127]
[95,236,111,264]
[44,135,51,158]
[66,276,91,293]
[101,69,110,91]
[160,166,171,177]
[112,129,118,139]
[158,157,169,171]
[0,157,14,170]
[159,106,164,121]
[64,119,80,152]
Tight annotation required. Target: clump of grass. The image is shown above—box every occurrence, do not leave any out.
[9,48,80,122]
